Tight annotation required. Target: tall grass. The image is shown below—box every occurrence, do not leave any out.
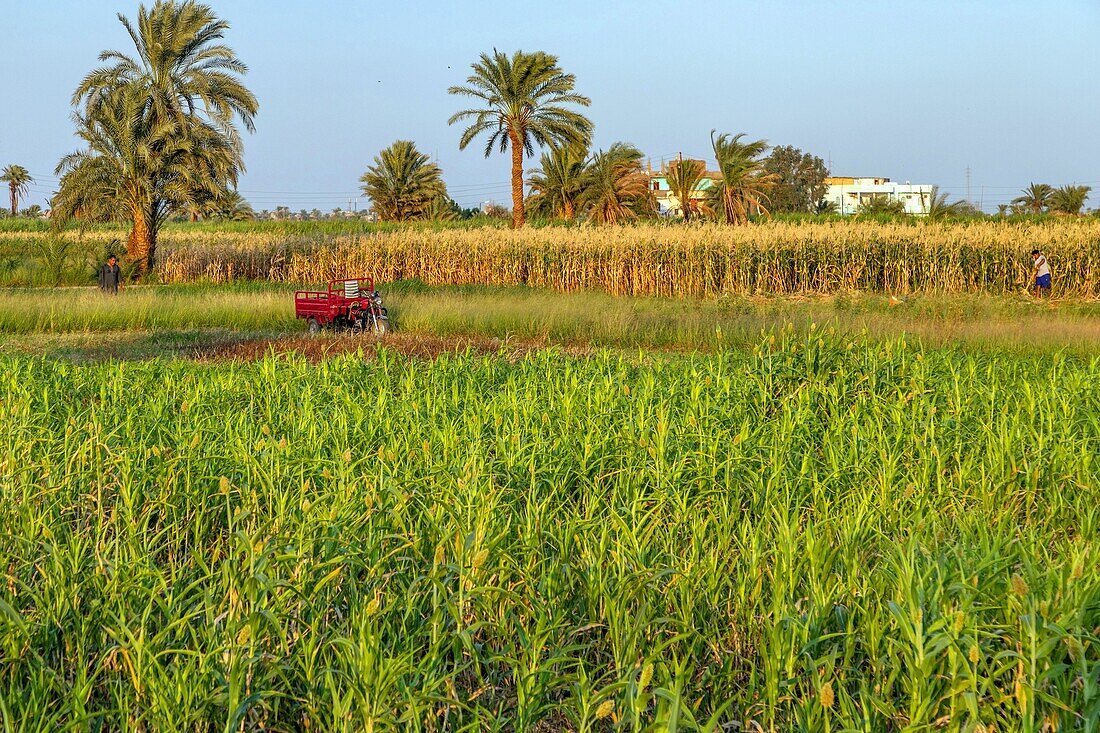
[5,285,1100,353]
[0,287,296,333]
[1,333,1097,729]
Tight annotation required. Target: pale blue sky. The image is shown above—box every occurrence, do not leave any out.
[3,0,1098,211]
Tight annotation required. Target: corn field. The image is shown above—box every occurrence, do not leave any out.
[2,332,1098,730]
[152,220,1100,296]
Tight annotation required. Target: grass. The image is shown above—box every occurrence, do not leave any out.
[1,332,1097,729]
[1,283,1099,356]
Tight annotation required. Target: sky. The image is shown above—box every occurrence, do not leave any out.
[2,0,1098,212]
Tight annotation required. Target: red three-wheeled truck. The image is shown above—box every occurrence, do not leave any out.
[294,278,391,335]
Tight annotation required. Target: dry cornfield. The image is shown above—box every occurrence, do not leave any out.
[15,220,1100,295]
[159,220,1100,296]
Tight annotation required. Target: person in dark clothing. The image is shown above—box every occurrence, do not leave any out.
[98,255,122,294]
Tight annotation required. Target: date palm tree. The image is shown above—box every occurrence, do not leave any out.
[665,158,708,221]
[57,0,256,274]
[207,189,254,221]
[359,140,447,222]
[579,143,652,224]
[1,165,33,216]
[920,185,967,220]
[72,1,257,141]
[53,86,240,272]
[526,142,588,220]
[424,196,459,223]
[448,49,592,228]
[1049,185,1091,216]
[708,131,776,225]
[1011,183,1054,215]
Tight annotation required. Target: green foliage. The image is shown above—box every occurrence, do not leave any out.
[359,140,447,222]
[920,185,968,220]
[708,131,776,224]
[763,145,829,213]
[664,158,709,221]
[1050,184,1092,216]
[449,49,592,226]
[857,195,907,216]
[526,142,589,220]
[578,143,653,224]
[1012,183,1055,215]
[0,333,1097,728]
[0,164,34,216]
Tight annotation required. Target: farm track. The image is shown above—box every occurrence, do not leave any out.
[189,332,597,363]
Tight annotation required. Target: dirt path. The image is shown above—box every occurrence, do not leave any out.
[189,332,595,363]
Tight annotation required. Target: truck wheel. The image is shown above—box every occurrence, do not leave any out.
[307,318,321,335]
[372,317,390,336]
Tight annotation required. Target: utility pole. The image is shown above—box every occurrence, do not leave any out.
[965,166,972,204]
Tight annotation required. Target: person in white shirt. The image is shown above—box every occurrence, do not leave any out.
[1031,249,1051,298]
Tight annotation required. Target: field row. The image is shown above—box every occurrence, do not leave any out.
[2,334,1098,728]
[5,220,1100,295]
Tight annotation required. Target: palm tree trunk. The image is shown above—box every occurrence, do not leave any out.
[9,185,15,217]
[509,131,525,228]
[127,208,155,277]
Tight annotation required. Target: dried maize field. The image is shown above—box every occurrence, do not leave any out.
[2,332,1098,730]
[154,220,1100,296]
[8,220,1100,295]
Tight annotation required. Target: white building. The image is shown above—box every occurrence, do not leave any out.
[823,177,935,215]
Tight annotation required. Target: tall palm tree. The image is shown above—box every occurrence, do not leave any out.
[359,140,447,222]
[53,86,241,272]
[920,185,967,220]
[1011,183,1054,215]
[58,0,256,274]
[448,49,592,228]
[526,142,588,220]
[1049,185,1091,216]
[72,1,257,141]
[0,165,33,216]
[579,143,652,225]
[708,131,776,225]
[665,158,708,221]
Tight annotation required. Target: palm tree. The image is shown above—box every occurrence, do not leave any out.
[72,1,257,141]
[208,189,254,220]
[857,196,906,216]
[665,158,708,221]
[424,196,459,222]
[708,131,776,225]
[448,49,592,228]
[1,165,33,216]
[58,0,256,274]
[53,86,241,272]
[359,140,447,222]
[1011,183,1054,215]
[579,143,652,224]
[920,185,967,220]
[526,142,588,220]
[1049,185,1091,216]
